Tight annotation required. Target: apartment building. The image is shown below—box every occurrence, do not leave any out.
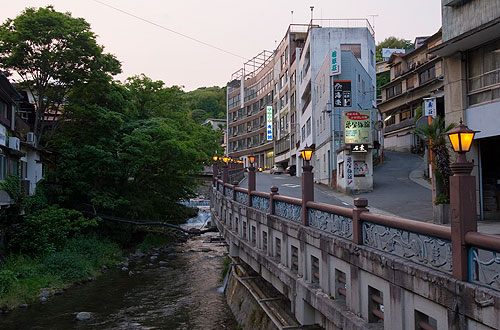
[295,20,376,177]
[227,20,376,173]
[432,0,500,220]
[379,30,444,152]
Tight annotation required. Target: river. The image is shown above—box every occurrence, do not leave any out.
[0,205,238,330]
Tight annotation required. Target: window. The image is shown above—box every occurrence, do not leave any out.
[0,155,6,181]
[468,38,500,105]
[306,118,311,136]
[275,237,281,258]
[386,83,402,99]
[419,65,436,84]
[385,115,396,126]
[301,125,305,141]
[262,231,268,252]
[393,63,402,77]
[341,44,361,59]
[400,109,413,121]
[0,102,7,119]
[406,76,416,89]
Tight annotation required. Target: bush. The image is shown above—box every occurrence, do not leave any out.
[137,233,170,253]
[0,269,17,294]
[8,206,100,255]
[43,250,94,281]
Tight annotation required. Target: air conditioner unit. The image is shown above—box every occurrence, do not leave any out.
[27,132,36,144]
[8,137,20,151]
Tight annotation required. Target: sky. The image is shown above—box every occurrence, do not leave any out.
[1,1,442,91]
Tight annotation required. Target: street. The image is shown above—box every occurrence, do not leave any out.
[240,151,433,222]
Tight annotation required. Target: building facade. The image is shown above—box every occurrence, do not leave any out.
[433,0,500,220]
[379,30,444,153]
[227,20,376,176]
[295,20,376,178]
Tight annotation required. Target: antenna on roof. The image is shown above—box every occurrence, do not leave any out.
[310,6,314,23]
[291,10,294,24]
[368,14,379,31]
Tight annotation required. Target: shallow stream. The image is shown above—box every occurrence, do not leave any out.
[0,205,237,330]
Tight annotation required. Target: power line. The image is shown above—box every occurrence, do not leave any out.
[92,0,248,61]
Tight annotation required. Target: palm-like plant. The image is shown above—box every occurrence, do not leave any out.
[415,116,456,200]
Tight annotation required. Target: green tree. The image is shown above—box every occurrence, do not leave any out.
[415,116,456,201]
[0,6,121,145]
[376,36,414,62]
[125,74,185,119]
[184,86,226,123]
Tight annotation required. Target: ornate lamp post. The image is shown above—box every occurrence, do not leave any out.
[248,155,256,206]
[300,145,314,226]
[212,156,219,186]
[222,156,229,183]
[447,120,479,281]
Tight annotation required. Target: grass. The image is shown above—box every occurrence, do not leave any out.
[220,255,232,282]
[0,235,122,309]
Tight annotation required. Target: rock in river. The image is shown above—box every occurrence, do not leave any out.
[76,312,92,321]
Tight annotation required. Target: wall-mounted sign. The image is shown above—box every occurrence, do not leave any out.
[330,49,341,76]
[266,106,273,140]
[333,81,351,107]
[344,110,372,144]
[346,155,353,187]
[351,144,368,152]
[424,97,436,118]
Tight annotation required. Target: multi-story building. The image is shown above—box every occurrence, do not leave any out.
[227,20,376,174]
[295,20,376,177]
[379,30,444,152]
[227,25,309,169]
[432,0,500,220]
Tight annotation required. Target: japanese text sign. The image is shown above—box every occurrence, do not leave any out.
[344,110,372,144]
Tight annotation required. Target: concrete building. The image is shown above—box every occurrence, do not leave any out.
[227,20,376,173]
[432,0,500,220]
[295,20,376,180]
[379,30,444,153]
[314,50,375,188]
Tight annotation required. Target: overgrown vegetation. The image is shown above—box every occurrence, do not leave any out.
[0,235,122,309]
[0,6,224,310]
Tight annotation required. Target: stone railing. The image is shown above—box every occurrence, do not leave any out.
[212,178,500,329]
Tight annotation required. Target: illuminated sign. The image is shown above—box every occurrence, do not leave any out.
[331,49,341,75]
[266,106,273,140]
[351,144,368,152]
[344,110,372,144]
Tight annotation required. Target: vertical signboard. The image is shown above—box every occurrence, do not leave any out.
[333,81,351,107]
[266,106,273,140]
[424,97,436,118]
[346,155,353,187]
[330,49,341,75]
[343,110,372,144]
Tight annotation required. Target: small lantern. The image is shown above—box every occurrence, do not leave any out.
[447,120,478,153]
[222,156,229,163]
[212,156,218,162]
[301,145,314,162]
[248,155,256,164]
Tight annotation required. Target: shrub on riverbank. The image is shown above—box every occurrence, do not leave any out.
[0,235,121,309]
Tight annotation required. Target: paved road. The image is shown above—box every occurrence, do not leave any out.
[239,151,433,222]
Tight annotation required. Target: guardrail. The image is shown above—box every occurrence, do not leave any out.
[213,178,500,292]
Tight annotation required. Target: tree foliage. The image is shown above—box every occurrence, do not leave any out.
[48,75,223,222]
[376,36,414,62]
[415,116,456,200]
[184,86,226,123]
[0,6,121,145]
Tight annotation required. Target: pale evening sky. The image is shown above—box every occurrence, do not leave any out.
[2,1,442,91]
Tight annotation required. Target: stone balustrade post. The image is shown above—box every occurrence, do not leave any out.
[232,181,238,201]
[248,164,256,207]
[212,164,218,187]
[301,163,314,226]
[222,164,229,184]
[269,186,279,215]
[353,198,368,245]
[450,153,477,281]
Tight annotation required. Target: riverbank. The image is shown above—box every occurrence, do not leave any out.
[0,231,238,329]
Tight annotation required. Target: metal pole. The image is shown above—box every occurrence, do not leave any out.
[450,152,477,281]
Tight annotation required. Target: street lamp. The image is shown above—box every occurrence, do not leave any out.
[248,155,256,196]
[222,156,229,163]
[212,155,218,162]
[300,145,314,226]
[447,120,477,154]
[301,145,314,163]
[446,119,479,281]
